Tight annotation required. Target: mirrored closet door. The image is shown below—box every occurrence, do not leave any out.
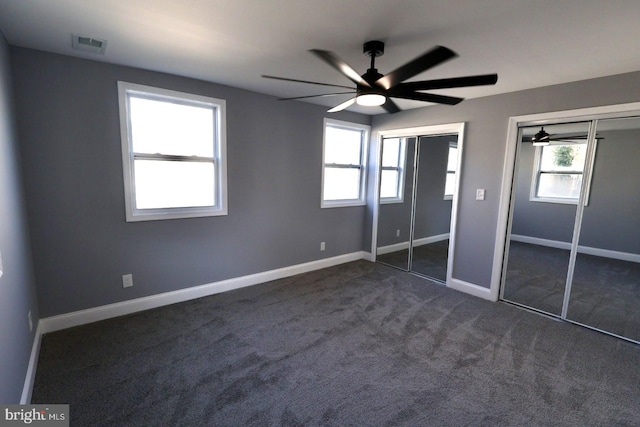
[502,122,589,315]
[501,115,640,344]
[376,130,460,283]
[566,116,640,342]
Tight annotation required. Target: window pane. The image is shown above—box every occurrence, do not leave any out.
[380,170,400,198]
[537,173,583,199]
[323,167,361,200]
[129,96,214,157]
[540,144,586,172]
[382,138,400,167]
[447,146,458,171]
[134,160,215,209]
[324,126,362,164]
[444,172,456,196]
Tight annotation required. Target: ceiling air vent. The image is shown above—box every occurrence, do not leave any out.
[72,34,107,54]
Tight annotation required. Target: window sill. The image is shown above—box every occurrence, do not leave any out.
[529,196,578,205]
[321,200,366,209]
[126,207,228,222]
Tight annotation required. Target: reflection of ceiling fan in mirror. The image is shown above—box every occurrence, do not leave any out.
[262,40,498,114]
[522,126,603,146]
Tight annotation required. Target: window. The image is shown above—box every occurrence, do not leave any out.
[530,142,588,204]
[380,137,407,203]
[444,143,458,200]
[321,119,369,208]
[118,82,227,221]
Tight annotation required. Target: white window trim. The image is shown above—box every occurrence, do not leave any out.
[380,137,407,204]
[118,81,227,222]
[321,118,370,208]
[529,140,595,205]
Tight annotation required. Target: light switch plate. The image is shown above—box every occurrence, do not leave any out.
[122,274,133,288]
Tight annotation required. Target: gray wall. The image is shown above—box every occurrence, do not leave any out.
[11,47,370,317]
[370,70,640,288]
[0,36,39,403]
[512,128,640,253]
[580,129,640,253]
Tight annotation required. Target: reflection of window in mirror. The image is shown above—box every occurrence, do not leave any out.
[380,138,407,204]
[529,141,593,205]
[443,143,458,200]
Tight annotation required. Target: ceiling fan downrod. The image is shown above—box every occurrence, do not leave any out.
[363,40,384,74]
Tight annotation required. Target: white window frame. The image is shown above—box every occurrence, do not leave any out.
[118,81,227,222]
[321,118,369,208]
[380,137,407,204]
[443,142,458,201]
[529,140,594,205]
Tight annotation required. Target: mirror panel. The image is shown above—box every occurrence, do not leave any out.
[567,117,640,342]
[502,122,590,315]
[410,135,457,281]
[376,137,416,270]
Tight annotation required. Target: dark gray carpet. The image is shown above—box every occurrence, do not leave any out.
[376,240,449,281]
[504,241,640,342]
[503,241,570,315]
[32,260,640,426]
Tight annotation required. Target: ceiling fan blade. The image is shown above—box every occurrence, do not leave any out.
[375,46,457,90]
[309,49,371,87]
[389,91,464,106]
[278,92,356,101]
[548,133,589,140]
[327,97,356,113]
[396,73,498,91]
[262,75,353,90]
[382,98,401,114]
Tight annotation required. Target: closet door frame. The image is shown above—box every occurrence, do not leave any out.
[371,122,465,286]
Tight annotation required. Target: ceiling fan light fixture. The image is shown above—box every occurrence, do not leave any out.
[356,93,386,106]
[532,127,550,146]
[532,139,550,146]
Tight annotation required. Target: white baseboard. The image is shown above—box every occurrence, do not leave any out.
[577,246,640,263]
[361,251,374,262]
[510,234,640,263]
[20,321,43,404]
[510,234,571,250]
[449,278,496,302]
[415,233,450,247]
[376,241,409,255]
[376,233,449,255]
[39,251,368,334]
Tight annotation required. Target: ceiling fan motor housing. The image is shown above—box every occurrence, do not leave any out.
[363,40,384,58]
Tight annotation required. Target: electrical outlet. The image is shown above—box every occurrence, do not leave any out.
[320,242,326,251]
[396,229,400,237]
[122,274,133,288]
[476,188,486,201]
[28,310,33,332]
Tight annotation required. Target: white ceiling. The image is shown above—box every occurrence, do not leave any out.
[1,0,640,115]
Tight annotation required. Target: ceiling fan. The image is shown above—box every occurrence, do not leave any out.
[262,40,498,114]
[522,127,603,146]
